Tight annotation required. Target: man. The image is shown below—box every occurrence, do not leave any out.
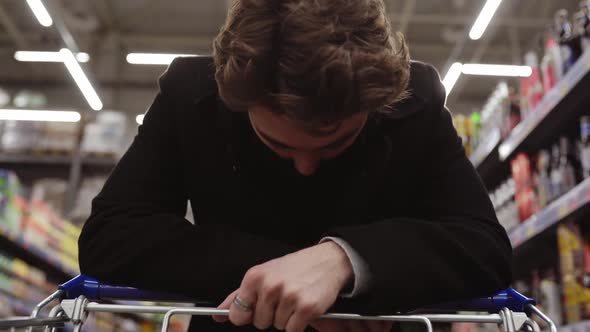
[78,0,512,331]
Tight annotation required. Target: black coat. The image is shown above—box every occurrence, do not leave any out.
[78,56,512,331]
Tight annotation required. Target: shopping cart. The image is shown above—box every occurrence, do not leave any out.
[0,274,556,332]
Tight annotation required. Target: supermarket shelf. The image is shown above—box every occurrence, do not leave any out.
[0,154,72,165]
[509,177,590,248]
[556,320,590,332]
[7,296,34,316]
[0,224,77,281]
[498,50,590,161]
[469,129,501,169]
[0,153,118,169]
[82,156,118,168]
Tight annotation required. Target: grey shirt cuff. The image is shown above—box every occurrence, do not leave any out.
[320,236,371,298]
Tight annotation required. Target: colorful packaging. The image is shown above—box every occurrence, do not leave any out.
[541,36,564,93]
[535,150,552,208]
[512,154,533,192]
[521,52,544,117]
[557,222,588,323]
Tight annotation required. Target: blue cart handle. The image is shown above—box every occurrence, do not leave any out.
[59,275,535,312]
[425,288,536,313]
[58,275,196,303]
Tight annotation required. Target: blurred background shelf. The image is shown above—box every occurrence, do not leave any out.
[509,177,590,248]
[0,223,77,281]
[472,50,590,189]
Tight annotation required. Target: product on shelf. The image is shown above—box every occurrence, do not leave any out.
[580,116,590,179]
[453,114,471,156]
[0,120,42,153]
[541,30,564,93]
[511,153,540,221]
[36,122,79,154]
[457,82,511,157]
[579,1,590,50]
[0,119,80,155]
[521,51,544,118]
[535,150,553,208]
[69,176,107,222]
[559,137,578,194]
[557,222,590,323]
[0,170,26,235]
[556,9,584,73]
[80,111,129,158]
[31,178,68,216]
[491,179,519,231]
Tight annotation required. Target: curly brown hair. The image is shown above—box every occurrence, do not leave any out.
[213,0,410,125]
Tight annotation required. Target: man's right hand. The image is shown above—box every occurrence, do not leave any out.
[311,319,393,332]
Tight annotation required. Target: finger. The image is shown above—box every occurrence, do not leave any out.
[253,288,280,330]
[212,290,237,323]
[274,295,296,330]
[285,312,314,332]
[229,290,257,326]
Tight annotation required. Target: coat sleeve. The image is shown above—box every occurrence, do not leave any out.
[327,64,512,313]
[78,59,297,301]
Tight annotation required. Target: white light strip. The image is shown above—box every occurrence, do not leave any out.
[469,0,502,40]
[25,0,53,27]
[126,53,196,65]
[0,109,81,122]
[60,48,103,111]
[14,51,90,63]
[442,62,463,96]
[136,114,145,125]
[462,64,532,77]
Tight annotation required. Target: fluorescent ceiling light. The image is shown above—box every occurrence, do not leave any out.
[75,52,90,63]
[60,48,103,111]
[462,64,532,77]
[469,0,502,40]
[136,114,145,125]
[0,109,81,122]
[126,53,196,65]
[14,51,90,63]
[25,0,53,27]
[442,62,463,96]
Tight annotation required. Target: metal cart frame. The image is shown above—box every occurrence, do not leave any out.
[0,275,556,332]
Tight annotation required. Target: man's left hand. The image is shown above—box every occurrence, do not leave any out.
[214,241,353,332]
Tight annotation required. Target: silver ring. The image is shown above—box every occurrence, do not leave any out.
[233,295,254,312]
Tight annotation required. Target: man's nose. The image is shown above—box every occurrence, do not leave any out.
[292,153,320,176]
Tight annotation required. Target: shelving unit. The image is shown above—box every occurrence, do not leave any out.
[472,50,590,188]
[0,223,77,281]
[509,177,590,248]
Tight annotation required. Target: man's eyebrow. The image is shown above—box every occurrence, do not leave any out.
[255,125,360,150]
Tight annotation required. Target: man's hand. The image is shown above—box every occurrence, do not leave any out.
[214,242,354,332]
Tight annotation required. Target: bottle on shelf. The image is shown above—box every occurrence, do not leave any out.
[550,144,564,199]
[540,269,563,326]
[575,0,590,51]
[580,116,590,179]
[521,52,544,118]
[535,150,552,208]
[559,137,577,192]
[555,9,584,73]
[541,29,564,93]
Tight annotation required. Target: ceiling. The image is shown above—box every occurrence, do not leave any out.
[0,0,582,117]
